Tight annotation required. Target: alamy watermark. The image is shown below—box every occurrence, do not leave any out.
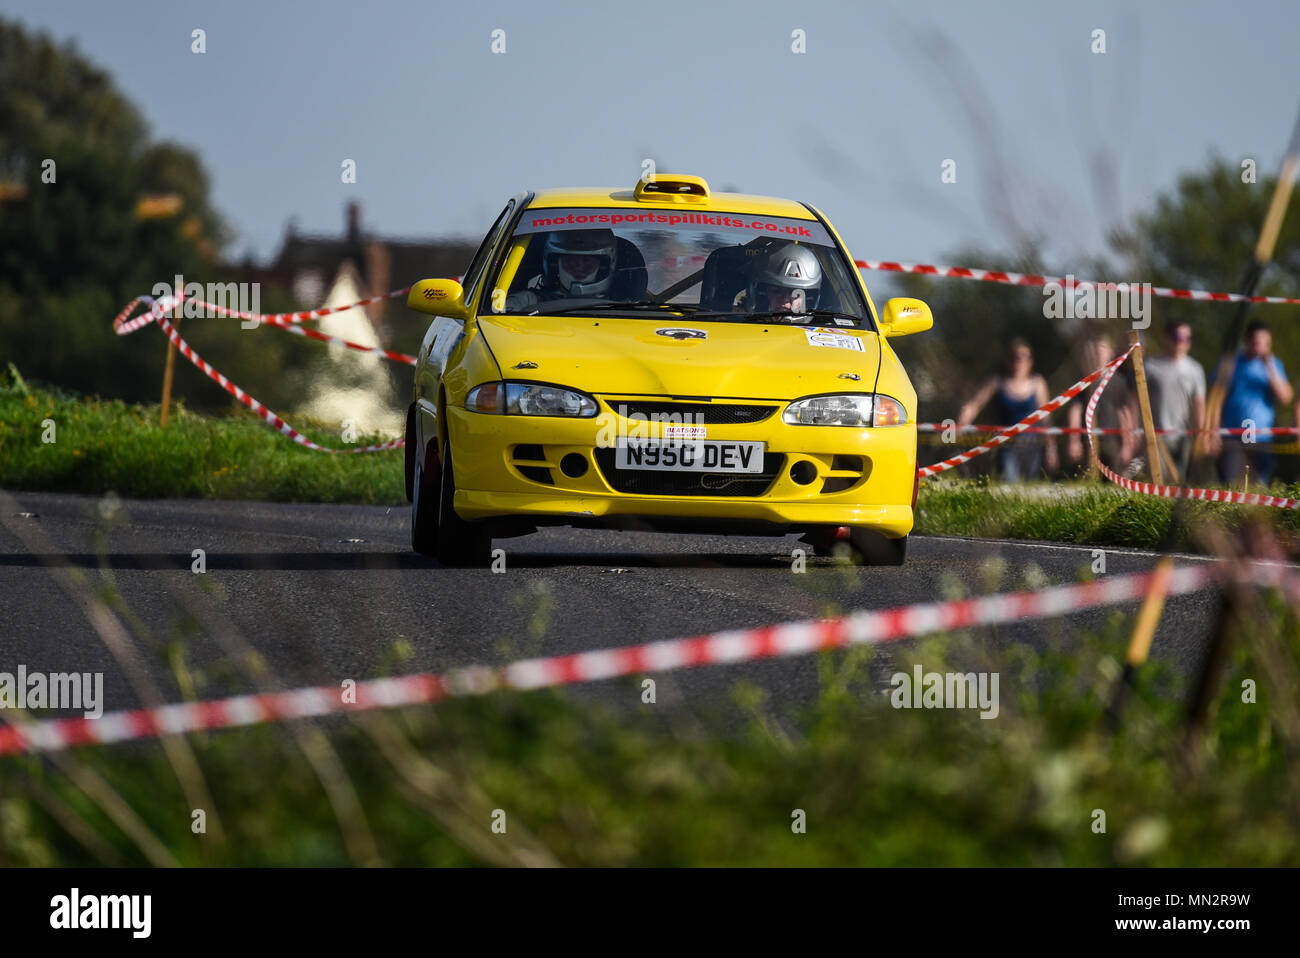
[594,404,707,447]
[0,665,103,718]
[1042,275,1151,329]
[50,888,150,938]
[152,273,262,329]
[888,665,999,719]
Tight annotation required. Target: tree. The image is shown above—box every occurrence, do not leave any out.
[1111,156,1300,371]
[0,18,315,414]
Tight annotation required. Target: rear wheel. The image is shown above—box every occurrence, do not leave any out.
[435,441,492,567]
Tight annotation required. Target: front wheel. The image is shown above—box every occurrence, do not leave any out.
[801,526,908,566]
[435,441,492,567]
[410,443,439,556]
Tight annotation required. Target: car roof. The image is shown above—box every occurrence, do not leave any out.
[525,186,818,220]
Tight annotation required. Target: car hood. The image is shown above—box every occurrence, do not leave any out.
[476,315,881,400]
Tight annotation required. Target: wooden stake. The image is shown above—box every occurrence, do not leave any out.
[1106,557,1173,729]
[159,338,178,428]
[1128,330,1165,486]
[159,310,179,428]
[1155,434,1181,483]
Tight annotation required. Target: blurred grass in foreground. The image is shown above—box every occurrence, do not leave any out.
[1,593,1297,866]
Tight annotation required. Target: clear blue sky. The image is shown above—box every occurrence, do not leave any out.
[9,0,1299,279]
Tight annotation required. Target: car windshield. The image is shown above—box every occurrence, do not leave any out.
[482,206,875,328]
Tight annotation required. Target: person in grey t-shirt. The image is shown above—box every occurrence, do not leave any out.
[1143,319,1206,480]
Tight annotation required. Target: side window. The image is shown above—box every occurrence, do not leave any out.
[460,200,515,311]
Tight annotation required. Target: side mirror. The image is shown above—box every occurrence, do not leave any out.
[408,278,469,320]
[879,297,933,338]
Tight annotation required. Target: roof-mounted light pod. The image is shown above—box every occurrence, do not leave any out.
[634,174,710,204]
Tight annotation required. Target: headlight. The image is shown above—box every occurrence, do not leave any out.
[466,381,597,418]
[782,393,908,427]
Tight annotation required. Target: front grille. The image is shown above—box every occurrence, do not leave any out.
[594,449,784,497]
[603,401,777,425]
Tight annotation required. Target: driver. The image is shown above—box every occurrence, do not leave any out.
[739,242,823,314]
[505,229,619,311]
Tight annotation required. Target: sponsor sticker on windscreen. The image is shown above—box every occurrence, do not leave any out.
[615,439,765,473]
[517,208,832,246]
[804,329,865,351]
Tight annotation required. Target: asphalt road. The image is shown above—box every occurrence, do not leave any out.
[0,490,1230,724]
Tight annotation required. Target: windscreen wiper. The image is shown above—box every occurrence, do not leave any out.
[691,308,866,327]
[528,300,699,316]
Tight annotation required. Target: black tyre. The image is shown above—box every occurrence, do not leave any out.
[800,526,908,566]
[410,441,439,556]
[799,526,841,558]
[404,406,417,502]
[434,442,491,566]
[847,528,907,566]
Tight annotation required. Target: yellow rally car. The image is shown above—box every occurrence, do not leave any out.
[404,174,932,566]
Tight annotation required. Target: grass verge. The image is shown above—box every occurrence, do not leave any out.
[914,478,1300,552]
[0,371,403,504]
[2,594,1298,866]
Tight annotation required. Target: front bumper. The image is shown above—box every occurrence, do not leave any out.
[446,397,917,537]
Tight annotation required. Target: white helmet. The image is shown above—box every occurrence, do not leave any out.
[542,229,618,297]
[749,242,822,311]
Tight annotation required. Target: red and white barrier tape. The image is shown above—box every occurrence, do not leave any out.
[918,423,1300,438]
[1084,347,1300,509]
[114,295,417,367]
[919,423,1110,437]
[261,316,416,365]
[134,295,404,454]
[108,255,1300,458]
[0,560,1252,757]
[917,346,1137,479]
[113,288,412,335]
[855,260,1300,305]
[110,295,153,333]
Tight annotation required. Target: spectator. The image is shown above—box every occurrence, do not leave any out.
[1209,320,1293,486]
[958,338,1058,481]
[1143,319,1206,480]
[1066,333,1138,474]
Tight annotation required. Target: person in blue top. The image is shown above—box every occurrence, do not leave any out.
[1208,320,1294,485]
[959,338,1058,481]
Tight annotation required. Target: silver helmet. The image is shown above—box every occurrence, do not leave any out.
[542,229,618,297]
[749,242,822,311]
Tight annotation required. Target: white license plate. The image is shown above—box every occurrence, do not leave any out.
[614,439,766,473]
